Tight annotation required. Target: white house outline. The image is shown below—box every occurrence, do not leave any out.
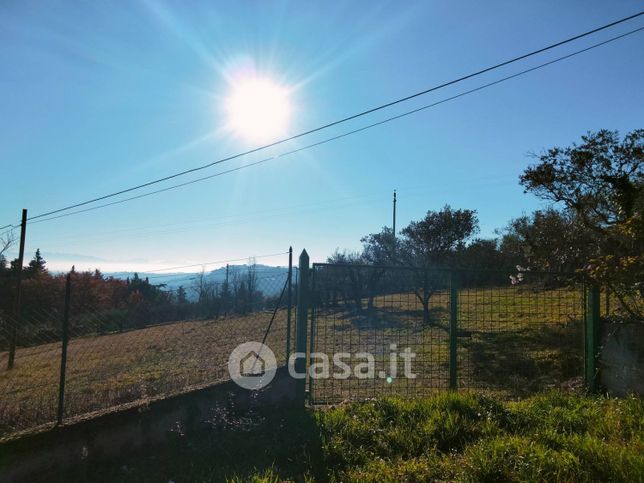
[240,350,266,377]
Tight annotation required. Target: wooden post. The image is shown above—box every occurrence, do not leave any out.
[286,246,293,360]
[295,250,310,405]
[449,270,459,390]
[7,209,27,370]
[57,273,72,425]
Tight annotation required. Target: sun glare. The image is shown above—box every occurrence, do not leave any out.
[225,77,292,143]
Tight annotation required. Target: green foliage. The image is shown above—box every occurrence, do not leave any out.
[321,392,643,482]
[520,129,643,319]
[400,204,479,267]
[499,208,595,273]
[50,392,643,482]
[520,129,643,228]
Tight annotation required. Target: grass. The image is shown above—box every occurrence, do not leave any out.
[311,285,584,402]
[50,391,643,482]
[0,283,585,439]
[0,310,292,439]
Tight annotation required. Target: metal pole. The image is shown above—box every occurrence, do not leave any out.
[57,273,72,425]
[224,263,229,316]
[295,250,310,405]
[585,284,601,392]
[392,190,397,236]
[449,270,459,390]
[286,247,293,360]
[7,209,27,370]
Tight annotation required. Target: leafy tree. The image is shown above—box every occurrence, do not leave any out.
[520,129,643,318]
[400,205,479,267]
[459,238,513,286]
[333,206,481,324]
[400,205,479,326]
[360,228,398,265]
[499,208,596,273]
[461,238,507,269]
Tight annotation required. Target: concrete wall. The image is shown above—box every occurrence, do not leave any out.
[600,322,644,397]
[0,367,296,482]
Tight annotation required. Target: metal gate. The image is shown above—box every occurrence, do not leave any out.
[306,262,588,404]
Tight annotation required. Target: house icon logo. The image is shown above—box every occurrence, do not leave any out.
[240,350,265,377]
[228,342,277,390]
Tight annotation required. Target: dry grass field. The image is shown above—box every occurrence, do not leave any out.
[0,310,292,440]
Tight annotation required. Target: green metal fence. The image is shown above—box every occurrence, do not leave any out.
[304,260,595,404]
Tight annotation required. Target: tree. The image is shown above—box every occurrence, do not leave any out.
[360,227,398,265]
[359,228,401,312]
[27,249,47,277]
[520,130,642,230]
[193,269,220,318]
[326,249,366,312]
[459,238,513,286]
[400,205,479,326]
[520,130,643,318]
[176,286,188,305]
[400,205,479,267]
[0,230,14,274]
[499,208,596,273]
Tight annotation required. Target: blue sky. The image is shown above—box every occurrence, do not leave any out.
[1,1,643,272]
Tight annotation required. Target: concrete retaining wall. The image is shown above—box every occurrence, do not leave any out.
[600,322,644,397]
[0,367,296,482]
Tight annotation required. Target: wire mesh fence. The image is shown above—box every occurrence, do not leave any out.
[0,257,599,436]
[309,263,587,404]
[0,259,295,441]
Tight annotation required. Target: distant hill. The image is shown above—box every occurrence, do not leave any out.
[105,264,290,298]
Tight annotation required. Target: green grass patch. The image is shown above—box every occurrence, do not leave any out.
[48,391,642,482]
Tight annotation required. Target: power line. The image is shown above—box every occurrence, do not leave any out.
[12,11,643,224]
[27,187,430,244]
[143,251,288,276]
[25,25,644,226]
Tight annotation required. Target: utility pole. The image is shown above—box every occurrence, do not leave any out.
[8,209,27,370]
[392,190,397,236]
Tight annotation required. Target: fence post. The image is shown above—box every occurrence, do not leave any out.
[295,250,310,405]
[57,273,72,425]
[286,246,293,360]
[584,283,601,392]
[7,209,27,370]
[449,270,459,390]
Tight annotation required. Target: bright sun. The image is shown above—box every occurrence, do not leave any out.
[225,77,292,143]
